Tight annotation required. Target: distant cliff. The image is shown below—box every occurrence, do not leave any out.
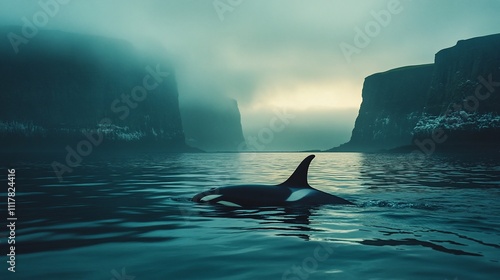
[0,27,246,153]
[0,27,191,151]
[331,33,500,152]
[181,97,245,152]
[332,64,434,151]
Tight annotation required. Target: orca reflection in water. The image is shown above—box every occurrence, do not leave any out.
[192,155,354,208]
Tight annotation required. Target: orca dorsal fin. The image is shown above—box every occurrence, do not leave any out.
[279,155,315,188]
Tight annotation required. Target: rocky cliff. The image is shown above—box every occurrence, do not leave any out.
[181,97,245,152]
[0,27,245,152]
[331,33,500,152]
[423,34,500,115]
[333,64,434,152]
[0,27,189,151]
[413,34,500,148]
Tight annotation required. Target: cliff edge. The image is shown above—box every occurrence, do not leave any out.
[331,33,500,153]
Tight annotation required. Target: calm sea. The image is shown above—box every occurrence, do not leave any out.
[0,152,499,279]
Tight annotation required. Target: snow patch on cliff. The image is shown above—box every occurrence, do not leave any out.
[413,111,500,135]
[94,124,145,141]
[0,121,47,137]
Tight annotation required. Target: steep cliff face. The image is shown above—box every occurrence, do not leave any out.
[332,33,500,152]
[413,34,500,145]
[0,28,188,151]
[333,64,434,151]
[181,97,245,152]
[424,34,500,115]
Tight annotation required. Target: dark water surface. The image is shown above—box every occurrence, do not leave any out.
[1,152,499,279]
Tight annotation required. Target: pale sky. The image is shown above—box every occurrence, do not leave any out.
[1,0,500,150]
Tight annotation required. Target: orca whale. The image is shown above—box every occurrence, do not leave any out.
[192,155,353,208]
